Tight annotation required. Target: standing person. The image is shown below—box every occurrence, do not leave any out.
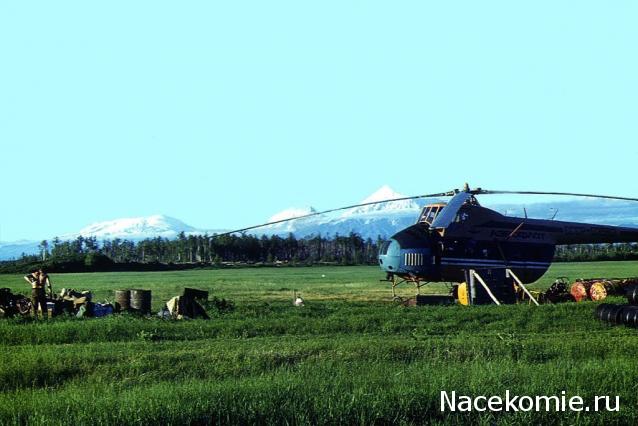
[24,268,52,319]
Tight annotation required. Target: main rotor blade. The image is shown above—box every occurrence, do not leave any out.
[479,190,638,202]
[430,191,473,229]
[214,190,454,237]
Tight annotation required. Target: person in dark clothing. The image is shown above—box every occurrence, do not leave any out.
[24,269,51,319]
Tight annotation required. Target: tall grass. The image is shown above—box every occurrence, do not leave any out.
[1,263,638,424]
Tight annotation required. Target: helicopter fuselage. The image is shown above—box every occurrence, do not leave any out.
[378,203,638,284]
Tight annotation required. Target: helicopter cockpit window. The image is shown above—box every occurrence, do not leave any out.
[418,205,444,225]
[379,241,391,255]
[418,207,431,224]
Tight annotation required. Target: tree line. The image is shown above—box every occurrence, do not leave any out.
[2,235,638,274]
[1,232,384,273]
[553,243,638,262]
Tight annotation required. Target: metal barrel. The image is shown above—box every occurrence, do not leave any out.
[626,286,638,305]
[588,281,608,302]
[114,290,131,311]
[129,289,152,314]
[570,282,588,302]
[620,305,638,327]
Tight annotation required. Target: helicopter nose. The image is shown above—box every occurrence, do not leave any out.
[378,239,401,272]
[378,225,434,275]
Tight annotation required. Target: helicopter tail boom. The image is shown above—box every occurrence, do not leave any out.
[554,221,638,245]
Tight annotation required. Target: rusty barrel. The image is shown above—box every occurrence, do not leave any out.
[588,281,607,302]
[114,290,131,311]
[620,305,638,327]
[626,286,638,305]
[570,282,588,302]
[130,289,152,314]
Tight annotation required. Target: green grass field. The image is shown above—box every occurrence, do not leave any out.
[1,262,638,425]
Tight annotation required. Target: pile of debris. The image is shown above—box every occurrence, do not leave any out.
[0,288,31,318]
[56,288,114,317]
[158,288,210,320]
[525,277,638,305]
[536,278,573,304]
[0,287,116,319]
[2,284,227,321]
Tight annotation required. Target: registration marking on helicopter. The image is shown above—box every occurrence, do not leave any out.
[489,230,546,240]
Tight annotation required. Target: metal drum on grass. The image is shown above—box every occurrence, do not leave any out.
[130,289,152,314]
[115,290,131,311]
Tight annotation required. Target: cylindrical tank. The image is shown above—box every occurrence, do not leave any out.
[570,282,588,302]
[129,289,152,314]
[115,290,131,312]
[588,281,607,302]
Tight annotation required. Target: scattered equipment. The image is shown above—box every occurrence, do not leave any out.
[58,288,113,318]
[0,288,31,318]
[158,288,209,320]
[537,278,572,304]
[60,288,93,306]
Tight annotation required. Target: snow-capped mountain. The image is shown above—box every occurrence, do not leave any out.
[341,185,421,217]
[0,215,224,261]
[259,186,432,238]
[268,207,318,223]
[261,207,321,234]
[68,214,196,240]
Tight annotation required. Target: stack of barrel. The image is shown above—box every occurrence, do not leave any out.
[595,286,638,327]
[574,278,638,302]
[571,280,608,302]
[114,289,152,314]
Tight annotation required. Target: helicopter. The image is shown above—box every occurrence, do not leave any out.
[218,184,638,301]
[377,184,638,300]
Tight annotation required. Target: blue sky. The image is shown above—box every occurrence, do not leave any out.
[1,1,637,241]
